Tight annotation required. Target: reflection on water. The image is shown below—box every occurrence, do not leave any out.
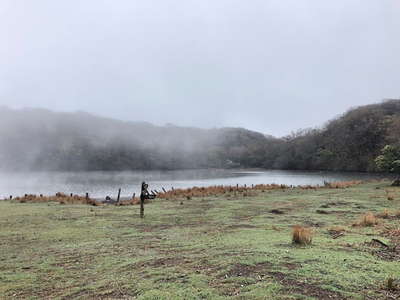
[0,169,390,199]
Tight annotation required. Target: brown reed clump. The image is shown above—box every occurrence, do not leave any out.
[324,180,363,189]
[292,226,313,245]
[355,212,379,227]
[157,184,291,200]
[376,208,391,219]
[387,194,395,201]
[13,193,101,206]
[156,181,363,200]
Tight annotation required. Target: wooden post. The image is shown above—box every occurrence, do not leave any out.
[117,188,121,203]
[86,193,89,200]
[162,187,167,193]
[140,182,145,218]
[9,195,12,200]
[70,193,73,197]
[132,193,135,199]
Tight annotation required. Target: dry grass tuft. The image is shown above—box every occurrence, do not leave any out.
[157,180,362,200]
[157,184,288,200]
[376,208,391,219]
[354,212,379,227]
[385,189,396,200]
[292,225,313,245]
[13,193,101,206]
[324,180,363,189]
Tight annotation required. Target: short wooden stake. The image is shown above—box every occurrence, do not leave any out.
[117,188,121,203]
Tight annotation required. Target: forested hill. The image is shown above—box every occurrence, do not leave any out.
[0,99,399,172]
[265,99,400,172]
[0,107,269,171]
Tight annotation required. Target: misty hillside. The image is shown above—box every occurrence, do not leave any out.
[1,99,399,172]
[266,99,400,172]
[0,107,269,171]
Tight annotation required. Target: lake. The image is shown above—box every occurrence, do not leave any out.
[0,169,390,200]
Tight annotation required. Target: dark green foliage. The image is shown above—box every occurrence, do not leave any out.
[267,99,400,172]
[375,145,400,174]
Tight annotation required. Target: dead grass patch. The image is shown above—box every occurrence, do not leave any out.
[13,193,102,206]
[354,212,379,227]
[324,180,363,189]
[376,209,391,219]
[292,225,313,245]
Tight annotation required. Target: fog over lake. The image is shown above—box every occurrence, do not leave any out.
[0,169,389,200]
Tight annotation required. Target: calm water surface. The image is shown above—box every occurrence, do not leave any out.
[0,169,389,199]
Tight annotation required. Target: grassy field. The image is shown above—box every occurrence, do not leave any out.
[1,181,399,299]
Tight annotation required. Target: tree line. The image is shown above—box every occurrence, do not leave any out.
[0,99,399,173]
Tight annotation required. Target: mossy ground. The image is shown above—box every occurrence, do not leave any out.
[1,181,399,299]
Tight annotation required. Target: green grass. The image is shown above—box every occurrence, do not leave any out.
[1,181,400,299]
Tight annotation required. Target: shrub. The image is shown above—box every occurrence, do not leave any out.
[356,212,379,227]
[292,226,313,245]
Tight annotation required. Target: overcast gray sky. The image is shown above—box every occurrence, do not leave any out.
[1,1,399,136]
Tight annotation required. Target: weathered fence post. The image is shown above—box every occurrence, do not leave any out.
[117,188,121,203]
[140,183,145,218]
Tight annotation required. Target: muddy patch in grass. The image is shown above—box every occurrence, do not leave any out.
[135,221,210,233]
[224,224,257,230]
[134,256,190,268]
[220,262,273,278]
[269,209,286,215]
[364,240,400,261]
[268,271,345,300]
[217,262,343,299]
